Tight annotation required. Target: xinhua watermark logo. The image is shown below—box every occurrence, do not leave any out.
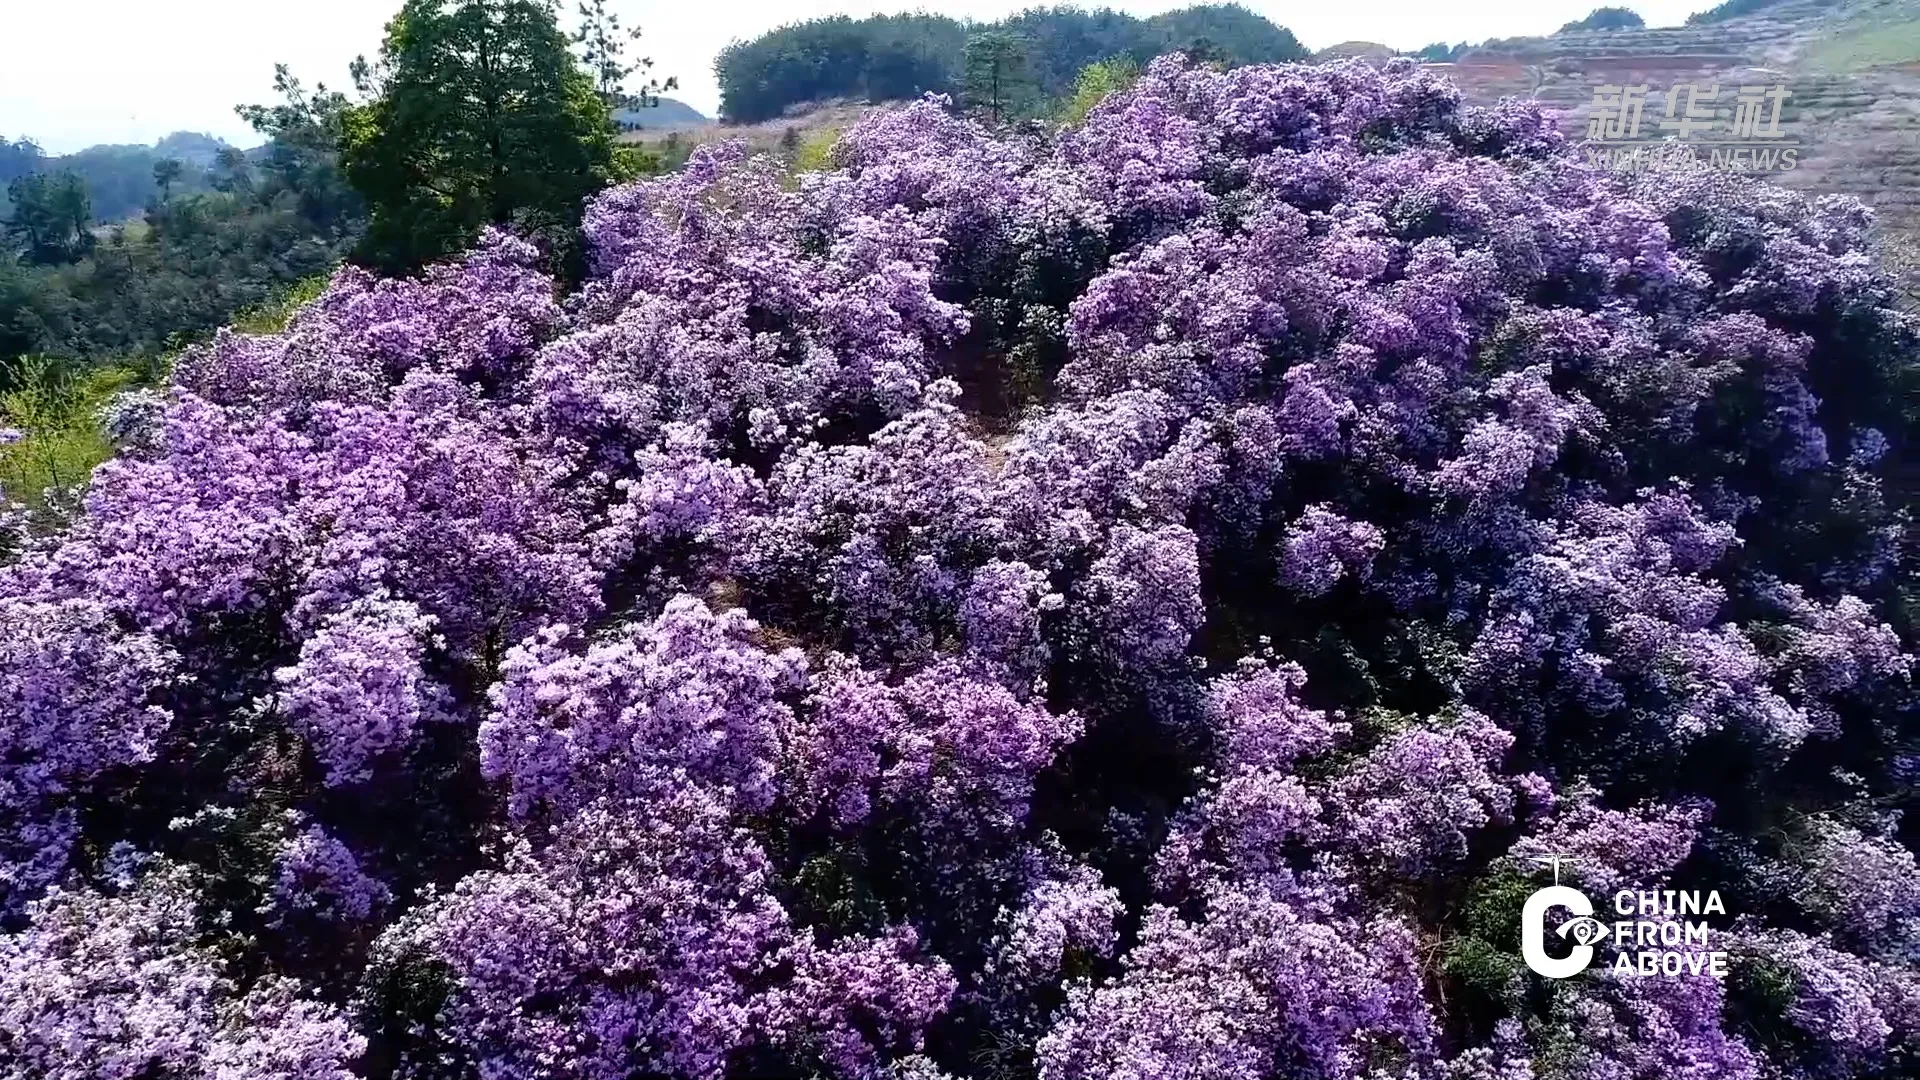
[1519,856,1730,979]
[1580,82,1801,173]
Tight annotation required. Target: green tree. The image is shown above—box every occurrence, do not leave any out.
[0,138,44,187]
[574,0,676,120]
[1413,42,1466,62]
[1058,56,1140,126]
[339,0,620,275]
[963,31,1033,125]
[1560,6,1645,31]
[152,158,185,202]
[210,146,254,196]
[715,6,1304,124]
[237,64,364,238]
[5,172,93,265]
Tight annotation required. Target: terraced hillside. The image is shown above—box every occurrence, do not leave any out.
[1431,0,1920,232]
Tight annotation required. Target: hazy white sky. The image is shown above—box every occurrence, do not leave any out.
[1,0,1720,154]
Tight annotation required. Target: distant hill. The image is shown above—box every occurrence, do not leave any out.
[612,97,709,131]
[2,132,239,223]
[1418,0,1920,234]
[1687,0,1797,24]
[1313,41,1397,63]
[153,131,232,169]
[715,4,1306,124]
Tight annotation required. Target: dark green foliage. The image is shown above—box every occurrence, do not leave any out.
[1559,6,1647,32]
[0,194,344,368]
[237,65,366,241]
[964,32,1036,124]
[0,70,365,372]
[151,159,185,202]
[0,138,44,187]
[4,172,93,265]
[1439,867,1552,1042]
[340,0,620,276]
[715,4,1307,124]
[715,13,968,126]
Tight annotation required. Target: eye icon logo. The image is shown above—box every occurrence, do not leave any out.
[1558,915,1610,947]
[1521,857,1597,979]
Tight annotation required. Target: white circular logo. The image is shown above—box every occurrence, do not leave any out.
[1520,883,1596,979]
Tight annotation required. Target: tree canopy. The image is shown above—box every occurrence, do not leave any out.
[963,31,1036,124]
[339,0,619,275]
[0,69,366,376]
[4,173,92,267]
[715,4,1306,123]
[1559,6,1647,32]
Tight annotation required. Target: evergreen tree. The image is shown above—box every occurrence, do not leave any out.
[573,0,676,119]
[237,64,364,239]
[151,159,184,203]
[963,31,1033,125]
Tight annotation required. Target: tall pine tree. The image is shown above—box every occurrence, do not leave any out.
[963,32,1034,125]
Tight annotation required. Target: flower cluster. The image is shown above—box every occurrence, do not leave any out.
[1,53,1915,1080]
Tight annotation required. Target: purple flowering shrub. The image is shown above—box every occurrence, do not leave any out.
[2,55,1916,1080]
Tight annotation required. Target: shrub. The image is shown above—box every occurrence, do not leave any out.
[1,55,1914,1080]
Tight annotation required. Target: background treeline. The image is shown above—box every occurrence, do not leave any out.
[0,133,232,225]
[0,0,680,378]
[0,86,362,376]
[716,3,1306,123]
[0,130,236,222]
[1414,0,1789,60]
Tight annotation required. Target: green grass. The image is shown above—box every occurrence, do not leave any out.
[1800,14,1920,70]
[0,273,336,518]
[0,357,134,512]
[230,274,332,336]
[790,127,842,175]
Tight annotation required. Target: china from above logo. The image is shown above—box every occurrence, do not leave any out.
[1519,855,1730,980]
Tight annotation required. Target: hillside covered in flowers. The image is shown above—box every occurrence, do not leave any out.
[2,55,1917,1080]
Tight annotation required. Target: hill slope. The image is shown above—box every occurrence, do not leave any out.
[6,133,237,223]
[1428,0,1920,230]
[612,96,710,131]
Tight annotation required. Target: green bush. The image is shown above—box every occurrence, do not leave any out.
[0,355,128,513]
[1058,57,1142,127]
